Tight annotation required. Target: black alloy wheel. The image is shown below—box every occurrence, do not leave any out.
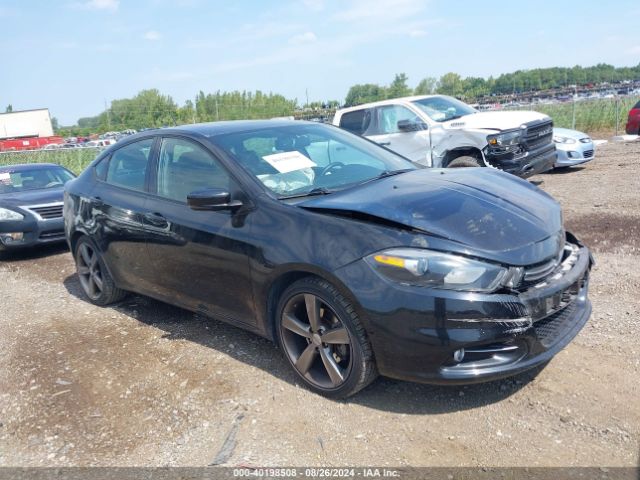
[74,237,126,306]
[276,277,377,398]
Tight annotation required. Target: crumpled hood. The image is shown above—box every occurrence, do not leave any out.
[0,187,64,207]
[300,169,562,258]
[446,110,550,131]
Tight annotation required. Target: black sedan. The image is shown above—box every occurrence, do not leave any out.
[0,163,75,252]
[64,121,592,398]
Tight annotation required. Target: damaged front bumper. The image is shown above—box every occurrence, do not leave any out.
[484,143,557,178]
[334,237,593,385]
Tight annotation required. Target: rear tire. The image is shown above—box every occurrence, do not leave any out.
[275,277,378,398]
[74,236,127,306]
[447,155,483,168]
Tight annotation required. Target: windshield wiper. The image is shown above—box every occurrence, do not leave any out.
[376,168,414,179]
[280,187,332,199]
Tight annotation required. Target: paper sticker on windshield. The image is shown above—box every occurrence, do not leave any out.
[262,151,316,174]
[0,172,11,185]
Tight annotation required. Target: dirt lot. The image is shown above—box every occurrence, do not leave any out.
[0,141,638,468]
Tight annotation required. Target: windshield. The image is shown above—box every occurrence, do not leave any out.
[0,166,75,194]
[213,123,418,197]
[412,96,477,122]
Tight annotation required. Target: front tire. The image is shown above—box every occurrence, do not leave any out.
[74,236,127,306]
[447,155,483,168]
[275,277,377,398]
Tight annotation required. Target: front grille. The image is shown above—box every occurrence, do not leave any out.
[534,300,577,348]
[524,120,553,150]
[28,203,63,219]
[583,149,594,158]
[521,246,564,289]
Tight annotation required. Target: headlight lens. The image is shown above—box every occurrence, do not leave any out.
[553,135,576,144]
[0,207,24,221]
[366,248,523,292]
[487,130,522,147]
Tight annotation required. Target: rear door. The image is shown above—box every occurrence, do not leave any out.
[144,135,256,327]
[337,108,375,137]
[89,137,158,292]
[368,104,432,166]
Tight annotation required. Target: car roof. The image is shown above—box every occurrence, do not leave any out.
[336,95,443,113]
[125,120,316,141]
[0,163,63,173]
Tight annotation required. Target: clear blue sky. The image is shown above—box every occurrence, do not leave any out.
[1,0,638,125]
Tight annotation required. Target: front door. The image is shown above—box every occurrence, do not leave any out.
[368,105,432,166]
[144,136,256,327]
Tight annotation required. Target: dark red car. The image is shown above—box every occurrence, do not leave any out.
[626,100,640,135]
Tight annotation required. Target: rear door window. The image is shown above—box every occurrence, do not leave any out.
[339,109,372,135]
[105,138,154,191]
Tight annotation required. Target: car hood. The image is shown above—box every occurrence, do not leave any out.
[300,169,562,263]
[0,187,65,207]
[446,110,550,131]
[554,127,590,140]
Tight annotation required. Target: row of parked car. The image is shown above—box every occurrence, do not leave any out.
[0,97,594,398]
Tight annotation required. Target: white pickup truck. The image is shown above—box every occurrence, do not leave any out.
[332,95,557,178]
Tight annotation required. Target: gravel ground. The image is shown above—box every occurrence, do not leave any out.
[0,141,638,467]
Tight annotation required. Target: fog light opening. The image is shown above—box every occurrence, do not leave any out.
[0,232,24,243]
[453,348,465,363]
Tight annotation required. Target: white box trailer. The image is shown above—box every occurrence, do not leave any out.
[0,108,54,140]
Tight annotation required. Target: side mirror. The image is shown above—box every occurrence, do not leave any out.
[397,119,427,132]
[187,188,243,211]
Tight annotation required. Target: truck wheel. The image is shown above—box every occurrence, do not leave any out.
[447,155,483,168]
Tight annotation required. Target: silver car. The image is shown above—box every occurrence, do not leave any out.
[553,127,595,168]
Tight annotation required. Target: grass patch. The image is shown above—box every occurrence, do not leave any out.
[0,148,100,174]
[512,97,639,136]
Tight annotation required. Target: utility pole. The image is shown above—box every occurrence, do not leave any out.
[306,88,309,108]
[571,85,577,130]
[104,99,110,129]
[215,96,219,121]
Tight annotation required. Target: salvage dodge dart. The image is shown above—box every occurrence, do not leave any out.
[64,120,593,398]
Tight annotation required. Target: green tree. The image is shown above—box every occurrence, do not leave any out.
[5,104,12,113]
[387,73,411,99]
[436,72,464,97]
[414,77,438,95]
[344,83,386,106]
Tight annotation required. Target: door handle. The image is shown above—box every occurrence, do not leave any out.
[143,212,169,228]
[377,141,391,146]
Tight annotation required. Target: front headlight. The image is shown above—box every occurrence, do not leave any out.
[0,207,24,221]
[553,135,576,144]
[365,248,523,292]
[487,130,522,147]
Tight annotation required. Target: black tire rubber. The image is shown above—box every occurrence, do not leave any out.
[74,236,127,306]
[275,276,378,398]
[447,155,483,168]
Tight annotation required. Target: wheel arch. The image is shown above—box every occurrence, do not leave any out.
[441,146,485,167]
[261,264,366,342]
